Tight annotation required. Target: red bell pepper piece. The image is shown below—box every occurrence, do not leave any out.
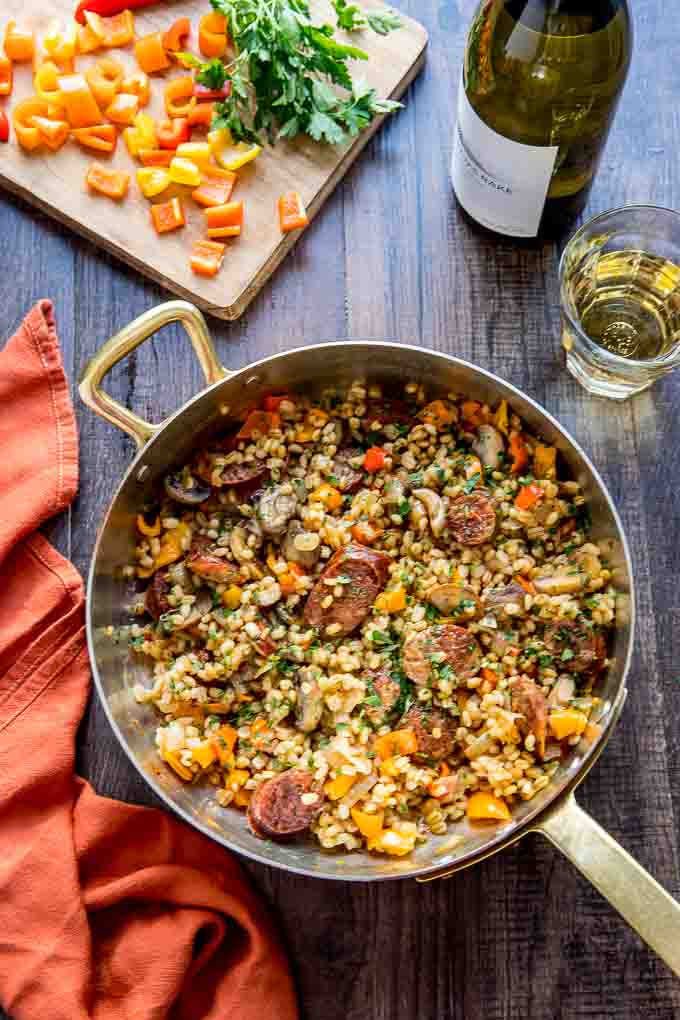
[0,112,9,144]
[75,0,157,26]
[363,447,386,472]
[157,117,191,150]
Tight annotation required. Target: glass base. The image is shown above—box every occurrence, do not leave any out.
[565,350,656,400]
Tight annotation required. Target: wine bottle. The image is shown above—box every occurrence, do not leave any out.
[451,0,633,238]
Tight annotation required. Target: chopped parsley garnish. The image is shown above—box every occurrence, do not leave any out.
[395,499,411,518]
[561,649,575,662]
[425,603,441,623]
[463,473,481,493]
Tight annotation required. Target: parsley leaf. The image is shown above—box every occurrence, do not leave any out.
[463,473,481,493]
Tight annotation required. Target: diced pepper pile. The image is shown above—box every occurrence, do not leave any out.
[0,9,310,280]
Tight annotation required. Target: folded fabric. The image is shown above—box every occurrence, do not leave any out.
[0,301,298,1020]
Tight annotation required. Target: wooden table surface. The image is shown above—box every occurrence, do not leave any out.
[2,0,680,1017]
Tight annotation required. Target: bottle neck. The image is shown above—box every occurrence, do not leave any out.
[504,0,624,33]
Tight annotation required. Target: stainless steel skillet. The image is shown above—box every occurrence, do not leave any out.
[79,301,680,974]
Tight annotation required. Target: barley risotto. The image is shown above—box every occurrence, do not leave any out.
[125,380,614,857]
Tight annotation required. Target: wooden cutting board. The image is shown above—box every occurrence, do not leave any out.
[0,1,427,319]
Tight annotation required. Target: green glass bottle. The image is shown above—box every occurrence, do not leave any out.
[451,0,633,238]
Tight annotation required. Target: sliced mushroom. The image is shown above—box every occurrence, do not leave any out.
[230,526,252,564]
[533,574,587,595]
[257,485,298,536]
[384,478,407,506]
[413,487,446,536]
[481,581,528,614]
[548,674,576,708]
[427,583,481,619]
[164,471,211,506]
[295,666,324,733]
[472,424,505,469]
[160,589,212,631]
[281,520,321,568]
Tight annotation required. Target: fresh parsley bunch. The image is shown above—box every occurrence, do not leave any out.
[196,0,403,146]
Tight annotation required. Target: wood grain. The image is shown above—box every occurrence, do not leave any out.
[2,0,680,1018]
[0,0,426,319]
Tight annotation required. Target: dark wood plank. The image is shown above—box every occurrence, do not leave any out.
[2,0,680,1019]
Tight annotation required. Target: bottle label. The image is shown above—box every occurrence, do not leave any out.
[451,83,559,238]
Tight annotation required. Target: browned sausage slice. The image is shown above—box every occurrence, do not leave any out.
[401,705,457,761]
[543,618,605,674]
[144,569,171,620]
[361,399,411,430]
[248,769,320,840]
[186,536,244,584]
[364,668,401,727]
[402,623,481,686]
[447,490,496,546]
[304,542,390,638]
[511,678,548,758]
[329,447,364,493]
[194,452,267,490]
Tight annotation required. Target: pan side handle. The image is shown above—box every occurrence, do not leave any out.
[534,793,680,976]
[79,301,227,448]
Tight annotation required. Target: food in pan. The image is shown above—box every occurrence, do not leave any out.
[126,380,615,856]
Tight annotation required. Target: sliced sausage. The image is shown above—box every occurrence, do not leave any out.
[304,542,390,638]
[361,399,410,430]
[219,461,269,488]
[248,769,320,840]
[402,623,481,686]
[257,484,298,536]
[511,678,548,758]
[401,704,457,761]
[186,536,244,584]
[481,581,528,614]
[427,583,481,620]
[145,569,171,620]
[543,618,606,674]
[364,668,401,727]
[329,447,364,493]
[447,489,497,546]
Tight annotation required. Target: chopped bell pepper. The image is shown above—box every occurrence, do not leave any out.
[76,23,102,54]
[198,12,228,57]
[324,774,356,800]
[515,483,544,510]
[137,166,170,198]
[278,191,309,233]
[221,583,242,609]
[34,63,63,107]
[84,10,135,48]
[211,724,238,765]
[151,196,185,234]
[367,828,416,856]
[138,148,173,166]
[44,21,78,66]
[237,410,279,440]
[509,432,529,474]
[163,749,193,781]
[58,74,102,128]
[120,70,150,107]
[208,128,260,171]
[175,141,211,168]
[163,17,191,52]
[123,112,157,155]
[135,31,170,74]
[190,239,226,278]
[192,742,216,769]
[29,116,70,151]
[168,156,201,186]
[72,123,117,153]
[204,200,243,232]
[164,75,196,118]
[192,169,236,207]
[363,446,386,472]
[4,21,35,63]
[533,444,557,480]
[351,807,384,840]
[466,791,512,822]
[549,709,588,741]
[374,729,418,760]
[374,587,407,613]
[0,56,12,97]
[187,102,215,128]
[86,58,123,109]
[106,92,139,125]
[194,82,231,101]
[157,117,191,150]
[0,113,9,144]
[13,98,50,150]
[493,399,509,436]
[136,513,160,536]
[86,162,130,200]
[310,482,342,510]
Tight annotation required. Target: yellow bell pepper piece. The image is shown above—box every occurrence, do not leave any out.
[208,128,261,171]
[169,157,202,187]
[351,807,384,839]
[137,167,171,198]
[124,112,157,156]
[310,483,342,510]
[374,729,418,761]
[379,756,401,778]
[225,768,251,806]
[192,742,217,768]
[212,724,238,765]
[324,774,356,801]
[374,587,407,613]
[136,513,160,536]
[163,750,193,781]
[155,522,190,568]
[548,709,588,741]
[466,791,512,822]
[367,828,416,856]
[176,141,212,169]
[493,399,509,436]
[44,20,77,65]
[34,62,64,108]
[222,585,243,609]
[533,444,557,480]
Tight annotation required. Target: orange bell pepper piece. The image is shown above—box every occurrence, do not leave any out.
[190,239,226,278]
[236,410,279,440]
[86,162,130,200]
[157,117,191,149]
[0,55,12,97]
[374,729,418,760]
[138,148,173,166]
[86,58,123,109]
[204,200,244,238]
[29,116,70,151]
[514,574,536,596]
[187,102,215,128]
[515,483,544,511]
[13,98,50,150]
[34,62,64,108]
[278,191,309,233]
[164,76,196,118]
[44,20,78,67]
[466,791,512,822]
[120,70,150,107]
[192,169,237,207]
[135,31,170,74]
[4,21,35,63]
[163,17,191,52]
[509,432,529,474]
[84,10,135,48]
[150,196,185,234]
[199,12,228,57]
[72,123,118,153]
[461,400,485,427]
[105,92,139,124]
[76,23,102,54]
[58,74,103,129]
[363,447,386,472]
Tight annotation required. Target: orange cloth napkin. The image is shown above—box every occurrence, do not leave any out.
[0,301,299,1020]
